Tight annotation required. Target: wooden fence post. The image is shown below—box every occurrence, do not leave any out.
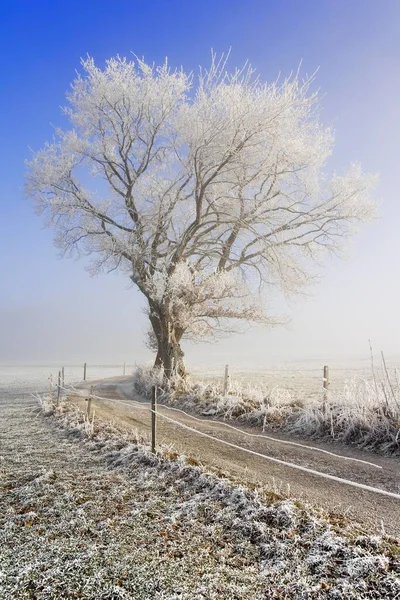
[223,364,230,395]
[61,366,65,388]
[323,365,330,412]
[86,386,93,421]
[86,397,92,421]
[123,362,126,376]
[91,408,95,436]
[151,385,157,454]
[57,371,61,404]
[83,362,87,381]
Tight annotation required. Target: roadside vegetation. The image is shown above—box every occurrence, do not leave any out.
[2,392,398,599]
[133,362,400,455]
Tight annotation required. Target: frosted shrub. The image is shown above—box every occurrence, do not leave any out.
[35,392,55,415]
[132,364,165,398]
[215,395,249,419]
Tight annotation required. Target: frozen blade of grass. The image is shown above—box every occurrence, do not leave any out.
[381,351,400,413]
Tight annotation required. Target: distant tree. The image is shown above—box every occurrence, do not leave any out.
[26,54,377,378]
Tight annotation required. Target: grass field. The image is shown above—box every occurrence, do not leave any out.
[2,388,399,599]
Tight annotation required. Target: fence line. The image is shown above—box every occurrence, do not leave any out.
[143,394,382,469]
[46,360,396,407]
[140,399,383,471]
[151,385,157,454]
[73,386,399,501]
[58,382,382,470]
[41,360,400,516]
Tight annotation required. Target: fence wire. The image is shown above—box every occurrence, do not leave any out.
[49,383,400,503]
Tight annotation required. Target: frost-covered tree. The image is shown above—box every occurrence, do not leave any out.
[26,54,377,378]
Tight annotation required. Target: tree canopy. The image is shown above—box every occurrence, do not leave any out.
[26,53,377,376]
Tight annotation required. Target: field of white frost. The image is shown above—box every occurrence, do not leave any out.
[1,382,399,599]
[0,364,130,395]
[134,357,400,455]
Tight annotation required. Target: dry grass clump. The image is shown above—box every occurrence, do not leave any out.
[287,376,400,454]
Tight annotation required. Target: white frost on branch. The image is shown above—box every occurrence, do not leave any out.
[26,52,378,354]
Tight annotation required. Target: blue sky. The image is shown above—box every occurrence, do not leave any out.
[1,1,400,366]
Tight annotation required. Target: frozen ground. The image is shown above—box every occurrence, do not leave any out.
[0,369,399,598]
[189,360,390,402]
[0,380,262,598]
[0,364,131,396]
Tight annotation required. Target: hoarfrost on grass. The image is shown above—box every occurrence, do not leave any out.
[1,383,399,599]
[133,363,400,455]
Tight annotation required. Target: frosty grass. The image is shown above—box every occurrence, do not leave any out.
[0,384,399,599]
[133,364,400,456]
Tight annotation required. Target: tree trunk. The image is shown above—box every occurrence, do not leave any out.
[149,303,186,380]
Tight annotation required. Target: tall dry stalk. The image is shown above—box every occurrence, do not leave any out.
[368,339,379,396]
[381,351,400,412]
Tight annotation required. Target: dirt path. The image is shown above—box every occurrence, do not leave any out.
[73,377,400,537]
